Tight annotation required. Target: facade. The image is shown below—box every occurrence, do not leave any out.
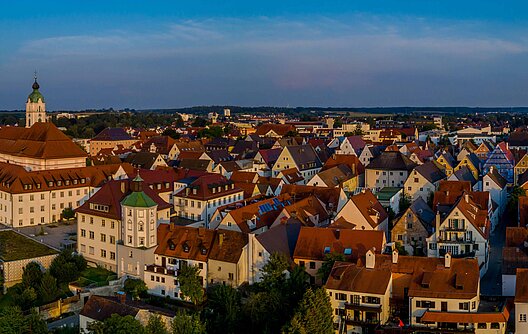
[391,197,434,255]
[76,176,171,272]
[272,145,323,183]
[173,174,244,228]
[335,189,389,235]
[483,142,515,184]
[365,151,416,191]
[427,195,490,274]
[404,161,445,202]
[516,269,528,334]
[90,128,138,156]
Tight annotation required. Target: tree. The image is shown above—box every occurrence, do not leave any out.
[39,272,59,303]
[162,128,180,139]
[171,312,206,334]
[88,314,145,334]
[260,252,289,289]
[353,124,364,136]
[22,261,43,289]
[13,286,37,310]
[399,194,412,213]
[62,207,75,220]
[191,117,207,127]
[178,264,204,305]
[395,242,408,256]
[284,130,298,137]
[0,306,27,334]
[26,311,49,334]
[508,185,526,223]
[49,250,86,284]
[283,288,333,334]
[123,278,148,300]
[317,253,346,284]
[206,284,241,333]
[145,314,168,334]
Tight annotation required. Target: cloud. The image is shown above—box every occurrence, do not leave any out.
[3,15,528,108]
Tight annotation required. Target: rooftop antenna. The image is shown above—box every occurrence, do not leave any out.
[34,70,38,82]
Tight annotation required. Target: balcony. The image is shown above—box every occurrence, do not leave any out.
[437,237,474,244]
[443,225,466,232]
[344,316,380,326]
[344,303,382,312]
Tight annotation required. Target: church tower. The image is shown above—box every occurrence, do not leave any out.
[26,74,47,128]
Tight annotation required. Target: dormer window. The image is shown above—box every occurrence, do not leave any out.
[81,178,86,184]
[200,246,207,255]
[73,180,78,185]
[344,248,352,255]
[323,246,331,254]
[193,188,197,195]
[36,183,41,189]
[165,182,169,188]
[57,181,62,186]
[48,181,53,187]
[157,184,161,190]
[182,242,190,253]
[169,241,175,251]
[65,180,70,185]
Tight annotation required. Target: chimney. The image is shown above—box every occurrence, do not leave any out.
[219,233,224,247]
[116,291,126,304]
[445,252,451,268]
[365,249,375,269]
[121,182,126,193]
[392,248,399,264]
[464,193,469,203]
[435,211,441,234]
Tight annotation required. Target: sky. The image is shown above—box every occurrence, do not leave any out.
[1,1,528,110]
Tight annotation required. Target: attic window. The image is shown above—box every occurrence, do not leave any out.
[57,181,62,186]
[193,188,197,195]
[65,180,70,185]
[168,241,175,251]
[81,178,86,184]
[48,181,53,187]
[344,248,352,255]
[323,246,331,254]
[182,242,190,253]
[200,246,207,255]
[157,184,161,190]
[165,182,169,188]
[36,183,41,189]
[73,180,78,185]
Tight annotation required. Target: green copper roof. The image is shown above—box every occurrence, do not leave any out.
[28,89,44,103]
[122,191,157,207]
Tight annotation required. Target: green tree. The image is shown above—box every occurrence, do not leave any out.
[49,250,86,284]
[206,284,241,333]
[26,311,49,334]
[61,207,75,220]
[508,186,526,223]
[0,306,27,334]
[145,314,168,334]
[123,278,148,300]
[283,288,333,334]
[260,253,289,289]
[88,314,145,334]
[353,125,364,136]
[39,272,59,303]
[162,128,180,139]
[171,312,206,334]
[14,286,37,310]
[22,261,43,289]
[317,253,346,284]
[399,194,412,213]
[178,264,204,305]
[191,117,207,127]
[395,242,408,256]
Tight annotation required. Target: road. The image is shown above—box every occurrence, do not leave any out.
[480,211,508,296]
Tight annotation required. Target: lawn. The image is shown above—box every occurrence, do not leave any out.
[76,267,117,287]
[0,230,58,261]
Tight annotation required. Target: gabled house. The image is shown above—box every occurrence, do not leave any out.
[365,151,417,191]
[483,141,515,183]
[482,166,507,216]
[516,269,528,334]
[435,151,457,176]
[427,194,490,275]
[253,148,281,176]
[335,189,389,236]
[358,145,385,167]
[447,166,478,190]
[254,124,296,138]
[307,164,356,191]
[454,152,481,180]
[293,227,385,284]
[501,227,528,296]
[272,145,323,183]
[271,196,330,228]
[391,197,435,255]
[514,152,528,185]
[474,140,494,161]
[338,136,366,156]
[277,167,305,185]
[404,161,446,202]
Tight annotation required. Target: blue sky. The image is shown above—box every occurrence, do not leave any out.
[1,1,528,109]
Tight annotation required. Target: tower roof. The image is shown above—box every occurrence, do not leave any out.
[28,77,44,103]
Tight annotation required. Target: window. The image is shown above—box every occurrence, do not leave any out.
[110,236,115,244]
[459,302,469,310]
[416,300,435,308]
[362,296,381,304]
[100,234,106,242]
[520,314,527,322]
[490,323,499,329]
[309,262,315,269]
[81,229,86,237]
[407,223,413,229]
[89,231,94,239]
[110,252,115,260]
[102,219,105,227]
[335,293,347,301]
[477,323,487,329]
[299,261,305,267]
[228,273,234,280]
[89,246,94,255]
[397,234,403,241]
[100,249,106,258]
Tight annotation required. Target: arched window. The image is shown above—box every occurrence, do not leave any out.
[138,221,144,231]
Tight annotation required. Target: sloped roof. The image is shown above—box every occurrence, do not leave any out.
[256,221,302,258]
[255,124,295,136]
[485,166,507,188]
[286,145,323,170]
[208,229,248,263]
[367,151,417,171]
[124,152,162,169]
[350,190,388,228]
[293,227,385,262]
[516,268,528,303]
[326,261,391,295]
[414,161,445,183]
[0,123,87,159]
[92,127,133,141]
[315,165,354,187]
[174,174,241,201]
[155,225,215,262]
[322,154,364,175]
